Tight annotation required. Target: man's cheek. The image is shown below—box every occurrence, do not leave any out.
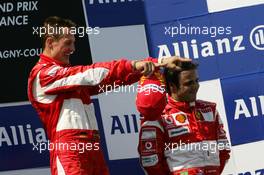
[63,47,72,53]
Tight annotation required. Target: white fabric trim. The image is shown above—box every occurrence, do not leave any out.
[141,121,164,132]
[164,140,220,172]
[141,154,159,167]
[56,156,66,175]
[207,0,264,13]
[168,126,190,138]
[33,72,57,104]
[47,65,61,76]
[56,99,98,131]
[141,129,157,139]
[201,111,214,122]
[45,67,109,91]
[84,102,99,130]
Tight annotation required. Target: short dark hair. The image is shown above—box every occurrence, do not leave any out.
[41,16,76,49]
[164,61,198,95]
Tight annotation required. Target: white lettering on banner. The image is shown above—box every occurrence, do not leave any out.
[250,25,264,50]
[233,36,246,51]
[111,114,139,135]
[158,36,245,59]
[16,1,38,12]
[0,2,13,12]
[89,0,140,4]
[0,48,42,59]
[0,15,28,26]
[236,168,264,175]
[0,124,47,147]
[234,96,264,120]
[158,25,264,59]
[0,1,38,26]
[0,1,38,13]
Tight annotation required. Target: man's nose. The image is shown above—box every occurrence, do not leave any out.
[191,82,199,90]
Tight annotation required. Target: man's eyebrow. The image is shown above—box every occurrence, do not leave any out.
[64,38,75,41]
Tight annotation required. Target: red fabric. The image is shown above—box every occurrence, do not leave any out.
[50,130,109,175]
[138,124,170,175]
[136,71,167,121]
[28,54,156,175]
[219,150,230,174]
[138,96,231,175]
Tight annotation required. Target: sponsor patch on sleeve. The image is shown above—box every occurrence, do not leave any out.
[168,126,190,137]
[141,154,158,167]
[141,139,157,153]
[141,128,156,139]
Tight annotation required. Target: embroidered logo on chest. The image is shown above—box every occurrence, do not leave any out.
[195,110,204,121]
[196,108,214,122]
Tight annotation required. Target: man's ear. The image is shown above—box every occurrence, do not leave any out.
[46,37,54,50]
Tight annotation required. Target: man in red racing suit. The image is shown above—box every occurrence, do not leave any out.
[28,16,188,175]
[137,62,230,175]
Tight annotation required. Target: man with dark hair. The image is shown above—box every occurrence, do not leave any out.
[164,62,199,96]
[28,16,189,175]
[137,62,230,175]
[40,16,77,50]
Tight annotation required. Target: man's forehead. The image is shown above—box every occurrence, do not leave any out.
[61,28,75,40]
[180,69,198,78]
[55,27,73,35]
[62,27,73,34]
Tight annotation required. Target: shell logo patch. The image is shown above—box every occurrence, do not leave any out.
[171,113,189,126]
[176,114,187,123]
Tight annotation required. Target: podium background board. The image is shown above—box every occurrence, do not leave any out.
[0,0,263,174]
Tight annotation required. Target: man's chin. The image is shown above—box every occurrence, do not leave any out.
[186,96,196,102]
[61,56,70,63]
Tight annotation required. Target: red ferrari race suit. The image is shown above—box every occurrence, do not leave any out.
[28,54,156,175]
[138,96,231,175]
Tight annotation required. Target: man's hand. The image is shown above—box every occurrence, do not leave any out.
[132,60,155,76]
[131,56,192,76]
[156,56,192,71]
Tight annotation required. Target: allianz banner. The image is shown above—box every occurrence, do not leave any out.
[0,99,107,172]
[0,103,49,171]
[144,0,264,81]
[144,0,264,174]
[221,72,264,146]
